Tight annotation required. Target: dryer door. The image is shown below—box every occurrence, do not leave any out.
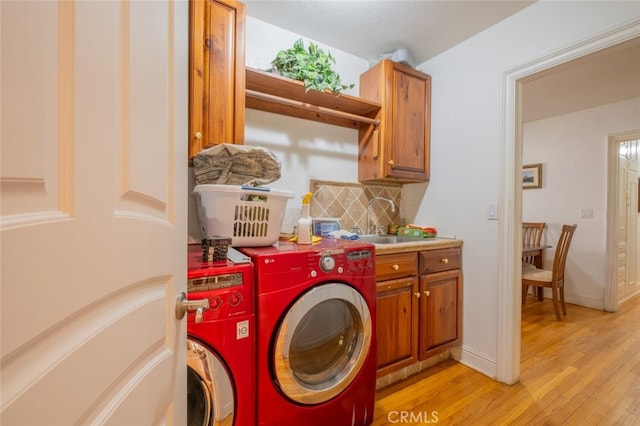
[187,339,235,426]
[273,283,373,405]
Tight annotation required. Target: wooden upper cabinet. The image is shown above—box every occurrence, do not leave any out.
[189,0,246,158]
[358,59,431,183]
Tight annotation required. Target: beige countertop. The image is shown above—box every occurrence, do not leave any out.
[372,237,463,255]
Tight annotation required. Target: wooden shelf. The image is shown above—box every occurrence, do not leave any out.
[245,68,381,129]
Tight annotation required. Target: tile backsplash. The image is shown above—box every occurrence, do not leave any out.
[307,179,402,235]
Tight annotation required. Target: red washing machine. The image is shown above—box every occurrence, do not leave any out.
[241,239,377,426]
[186,244,255,426]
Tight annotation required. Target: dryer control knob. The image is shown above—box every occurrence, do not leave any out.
[210,296,223,310]
[228,292,242,306]
[319,255,335,272]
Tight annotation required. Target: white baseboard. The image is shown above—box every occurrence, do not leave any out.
[455,345,497,380]
[535,288,604,310]
[565,293,604,310]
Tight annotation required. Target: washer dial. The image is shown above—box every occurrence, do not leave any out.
[319,255,335,272]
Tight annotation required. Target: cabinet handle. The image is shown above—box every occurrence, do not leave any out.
[392,264,399,271]
[424,290,430,297]
[414,292,421,298]
[388,160,395,166]
[194,131,202,139]
[441,258,449,264]
[373,128,379,159]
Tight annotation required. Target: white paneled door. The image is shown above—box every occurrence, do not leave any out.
[1,1,188,424]
[618,138,640,303]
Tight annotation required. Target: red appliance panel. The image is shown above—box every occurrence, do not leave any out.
[187,243,256,426]
[242,239,377,426]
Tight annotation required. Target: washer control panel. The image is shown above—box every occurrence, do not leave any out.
[187,260,254,322]
[310,248,374,277]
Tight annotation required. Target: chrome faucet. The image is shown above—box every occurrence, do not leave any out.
[366,197,396,235]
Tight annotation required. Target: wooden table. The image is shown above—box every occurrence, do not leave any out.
[522,244,552,269]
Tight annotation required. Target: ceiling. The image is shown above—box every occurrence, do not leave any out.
[245,1,640,122]
[521,36,640,122]
[244,1,534,66]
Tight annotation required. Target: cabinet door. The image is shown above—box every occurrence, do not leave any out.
[189,0,245,158]
[376,276,419,376]
[387,63,430,180]
[358,59,430,183]
[419,269,462,360]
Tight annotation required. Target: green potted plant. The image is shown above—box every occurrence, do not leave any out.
[271,38,354,94]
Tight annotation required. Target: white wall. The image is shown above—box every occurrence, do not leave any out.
[244,17,369,207]
[410,2,639,377]
[523,97,640,309]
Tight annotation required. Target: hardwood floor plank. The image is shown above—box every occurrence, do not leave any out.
[373,295,640,425]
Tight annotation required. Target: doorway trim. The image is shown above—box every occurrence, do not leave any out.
[606,131,640,312]
[497,19,640,384]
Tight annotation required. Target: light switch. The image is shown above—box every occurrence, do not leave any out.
[487,202,498,220]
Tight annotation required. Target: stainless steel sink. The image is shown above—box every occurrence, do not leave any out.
[359,235,434,244]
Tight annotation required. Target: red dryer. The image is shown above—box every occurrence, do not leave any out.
[186,244,255,426]
[241,239,377,426]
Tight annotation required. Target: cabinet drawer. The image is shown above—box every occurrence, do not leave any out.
[419,247,462,274]
[376,252,418,281]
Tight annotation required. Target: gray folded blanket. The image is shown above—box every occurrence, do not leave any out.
[193,143,281,186]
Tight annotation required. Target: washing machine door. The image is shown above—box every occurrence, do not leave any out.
[273,282,372,405]
[187,339,235,426]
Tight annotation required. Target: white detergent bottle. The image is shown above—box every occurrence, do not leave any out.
[297,192,313,244]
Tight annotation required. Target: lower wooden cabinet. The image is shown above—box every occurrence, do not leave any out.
[375,245,463,377]
[418,247,463,359]
[419,269,462,359]
[376,276,419,376]
[375,251,418,376]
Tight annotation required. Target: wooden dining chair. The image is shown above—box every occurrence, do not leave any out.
[522,222,545,265]
[522,222,546,300]
[522,224,577,321]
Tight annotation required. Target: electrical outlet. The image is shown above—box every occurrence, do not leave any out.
[579,208,594,219]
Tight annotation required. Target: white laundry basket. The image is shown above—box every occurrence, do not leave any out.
[194,184,294,247]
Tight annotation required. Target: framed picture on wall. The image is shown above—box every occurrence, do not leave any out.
[523,163,542,189]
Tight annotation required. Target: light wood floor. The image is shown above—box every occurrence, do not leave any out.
[373,294,640,425]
